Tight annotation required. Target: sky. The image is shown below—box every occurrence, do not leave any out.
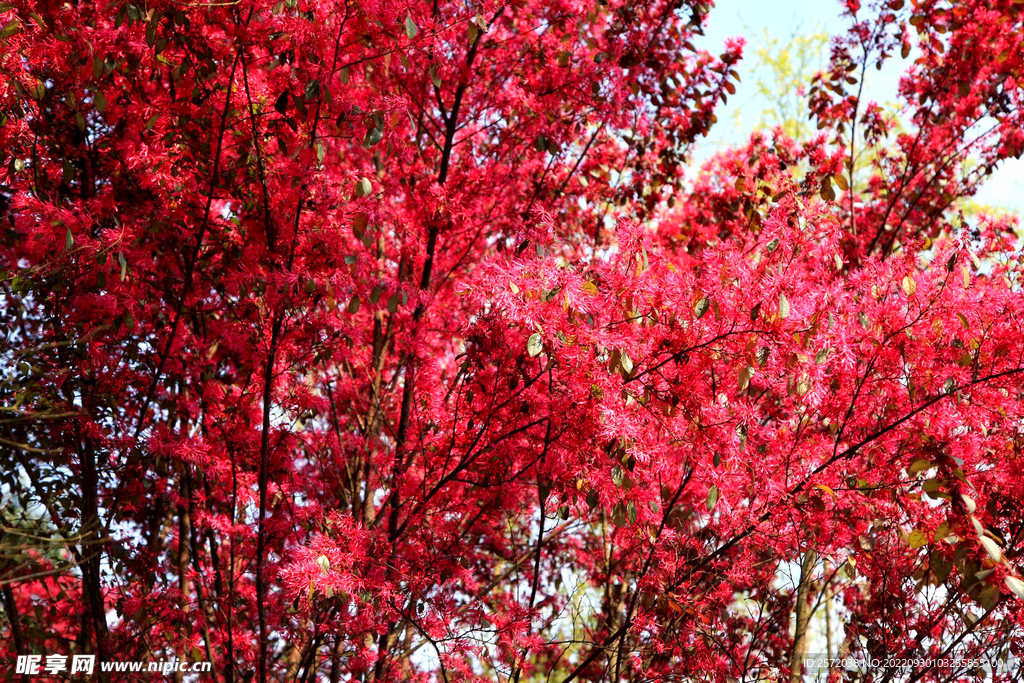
[688,0,1024,213]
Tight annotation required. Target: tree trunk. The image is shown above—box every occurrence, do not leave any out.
[790,549,817,683]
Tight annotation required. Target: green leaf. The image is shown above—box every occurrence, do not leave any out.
[626,501,637,525]
[908,459,933,475]
[118,251,127,281]
[766,236,780,253]
[908,529,929,549]
[694,296,710,319]
[980,536,1002,562]
[607,348,621,374]
[65,227,74,251]
[706,485,719,512]
[0,18,19,41]
[611,465,626,489]
[778,293,790,319]
[404,13,417,39]
[347,294,360,314]
[902,275,916,296]
[274,91,289,115]
[931,550,952,583]
[355,178,373,197]
[364,126,383,148]
[304,79,320,101]
[980,583,1000,611]
[94,90,107,113]
[526,333,542,357]
[1005,575,1024,601]
[619,350,633,375]
[820,175,835,201]
[315,140,326,163]
[611,501,627,526]
[737,366,752,392]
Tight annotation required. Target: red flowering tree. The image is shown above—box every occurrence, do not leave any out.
[3,0,1024,681]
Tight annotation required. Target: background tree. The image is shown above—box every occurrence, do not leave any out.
[745,24,831,140]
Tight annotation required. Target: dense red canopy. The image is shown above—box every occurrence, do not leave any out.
[3,0,1024,680]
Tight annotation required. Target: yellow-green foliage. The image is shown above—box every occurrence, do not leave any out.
[750,26,830,140]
